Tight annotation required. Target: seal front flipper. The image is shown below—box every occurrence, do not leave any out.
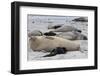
[43,49,57,57]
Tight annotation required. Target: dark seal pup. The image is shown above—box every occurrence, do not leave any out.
[43,47,67,57]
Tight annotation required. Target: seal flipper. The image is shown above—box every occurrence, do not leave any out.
[43,49,57,57]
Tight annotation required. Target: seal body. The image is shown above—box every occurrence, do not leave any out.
[29,36,80,52]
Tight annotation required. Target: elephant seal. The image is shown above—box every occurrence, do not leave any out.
[43,31,87,40]
[57,31,87,40]
[48,25,81,33]
[29,36,80,52]
[43,47,67,57]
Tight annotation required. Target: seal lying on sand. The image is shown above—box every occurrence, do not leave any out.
[48,25,81,33]
[44,31,87,40]
[57,31,87,40]
[29,36,80,52]
[43,47,67,57]
[48,24,63,29]
[72,17,88,22]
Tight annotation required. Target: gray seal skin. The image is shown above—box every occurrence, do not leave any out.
[28,30,43,37]
[48,25,81,33]
[43,31,87,40]
[57,31,77,40]
[57,31,87,40]
[48,24,63,29]
[72,17,88,22]
[47,24,87,40]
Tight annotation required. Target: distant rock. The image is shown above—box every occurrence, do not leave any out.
[72,17,88,22]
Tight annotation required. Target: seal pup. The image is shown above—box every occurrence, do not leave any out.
[43,47,67,57]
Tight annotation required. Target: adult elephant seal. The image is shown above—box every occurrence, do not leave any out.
[29,36,80,52]
[57,31,87,40]
[43,31,87,40]
[48,25,81,33]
